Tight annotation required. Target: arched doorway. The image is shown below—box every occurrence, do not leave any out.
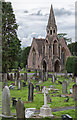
[43,60,47,72]
[54,60,60,72]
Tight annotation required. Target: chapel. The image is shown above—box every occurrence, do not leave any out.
[28,5,71,72]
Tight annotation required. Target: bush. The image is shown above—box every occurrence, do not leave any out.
[66,56,77,75]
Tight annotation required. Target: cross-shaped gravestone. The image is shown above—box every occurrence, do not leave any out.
[42,86,48,106]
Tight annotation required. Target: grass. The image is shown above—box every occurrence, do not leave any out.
[1,74,76,118]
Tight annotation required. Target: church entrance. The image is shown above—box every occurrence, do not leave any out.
[54,60,60,72]
[43,60,47,72]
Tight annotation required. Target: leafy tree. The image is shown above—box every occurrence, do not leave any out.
[57,33,72,44]
[68,42,77,56]
[21,46,31,68]
[2,2,21,72]
[66,56,77,76]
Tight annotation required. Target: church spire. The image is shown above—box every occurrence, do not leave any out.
[46,5,57,36]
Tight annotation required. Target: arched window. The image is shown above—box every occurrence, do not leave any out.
[53,40,57,55]
[61,48,66,65]
[33,49,36,66]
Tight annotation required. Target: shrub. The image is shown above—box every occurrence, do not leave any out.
[66,56,77,75]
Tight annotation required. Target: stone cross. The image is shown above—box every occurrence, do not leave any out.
[43,86,48,106]
[2,86,11,116]
[16,98,25,119]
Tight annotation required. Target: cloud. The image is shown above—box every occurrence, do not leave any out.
[54,8,73,16]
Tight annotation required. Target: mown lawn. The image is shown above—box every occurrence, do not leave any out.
[2,75,76,118]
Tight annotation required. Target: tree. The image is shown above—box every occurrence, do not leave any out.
[57,33,72,44]
[68,42,77,56]
[66,56,77,76]
[21,46,31,68]
[2,2,21,72]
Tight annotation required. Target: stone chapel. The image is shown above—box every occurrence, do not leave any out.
[28,5,71,72]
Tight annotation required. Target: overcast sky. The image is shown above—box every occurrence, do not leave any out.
[5,0,76,48]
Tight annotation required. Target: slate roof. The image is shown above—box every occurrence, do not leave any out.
[35,38,45,55]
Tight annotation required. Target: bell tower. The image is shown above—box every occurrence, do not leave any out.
[46,5,57,36]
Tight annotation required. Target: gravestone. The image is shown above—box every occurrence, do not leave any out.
[12,97,17,106]
[39,86,53,117]
[28,83,34,102]
[72,84,77,101]
[62,80,68,94]
[16,98,25,119]
[10,74,13,81]
[35,69,37,76]
[14,72,17,86]
[39,70,42,79]
[36,85,40,91]
[2,86,11,116]
[18,77,21,89]
[24,73,27,82]
[47,95,52,103]
[52,74,56,83]
[17,70,20,80]
[23,82,26,87]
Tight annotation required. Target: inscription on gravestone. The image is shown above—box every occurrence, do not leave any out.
[62,80,68,94]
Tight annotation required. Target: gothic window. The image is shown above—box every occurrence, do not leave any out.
[53,40,57,55]
[53,29,55,33]
[61,48,66,65]
[33,50,36,66]
[50,30,52,35]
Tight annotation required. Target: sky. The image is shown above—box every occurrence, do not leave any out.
[5,0,76,48]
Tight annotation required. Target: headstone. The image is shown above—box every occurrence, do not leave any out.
[16,98,25,119]
[39,70,42,79]
[62,80,68,94]
[47,95,52,103]
[10,74,13,81]
[61,114,73,120]
[25,108,36,118]
[65,71,67,79]
[24,73,27,82]
[17,70,20,80]
[12,97,17,106]
[52,74,56,83]
[23,82,26,87]
[2,86,11,116]
[18,77,21,90]
[35,69,37,76]
[28,83,34,102]
[35,85,40,91]
[39,86,53,117]
[72,84,77,101]
[14,72,17,86]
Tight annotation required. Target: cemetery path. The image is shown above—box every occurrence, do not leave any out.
[36,106,76,113]
[52,106,77,112]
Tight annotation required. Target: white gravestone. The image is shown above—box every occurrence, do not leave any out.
[39,86,53,117]
[2,86,11,116]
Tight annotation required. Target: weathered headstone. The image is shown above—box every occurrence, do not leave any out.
[24,73,27,82]
[35,69,37,76]
[35,85,40,91]
[10,74,13,81]
[28,83,34,102]
[72,84,77,101]
[47,95,52,103]
[14,72,17,86]
[52,74,56,83]
[12,97,17,106]
[18,77,21,90]
[39,86,53,117]
[23,82,26,87]
[16,98,25,119]
[2,86,11,116]
[62,80,68,94]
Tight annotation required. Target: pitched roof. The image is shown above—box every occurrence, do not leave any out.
[34,38,45,54]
